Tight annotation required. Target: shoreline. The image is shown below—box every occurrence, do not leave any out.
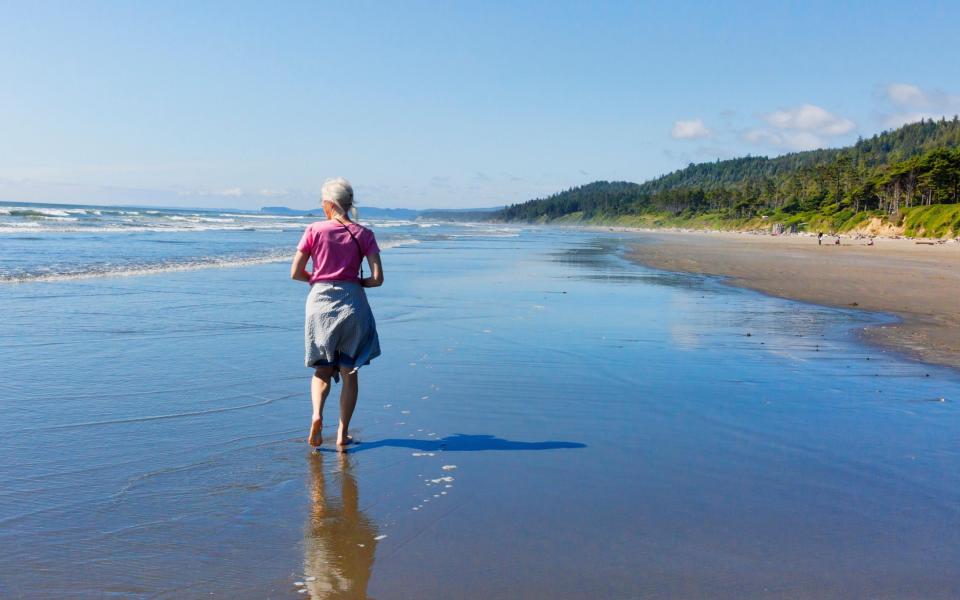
[603,227,960,370]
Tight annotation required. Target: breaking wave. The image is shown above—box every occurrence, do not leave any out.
[1,237,420,283]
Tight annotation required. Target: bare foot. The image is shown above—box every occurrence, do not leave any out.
[336,434,355,452]
[308,418,323,447]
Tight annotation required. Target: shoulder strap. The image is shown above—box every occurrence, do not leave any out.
[334,219,365,279]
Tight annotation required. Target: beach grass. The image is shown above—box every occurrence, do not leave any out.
[554,203,960,238]
[902,204,960,237]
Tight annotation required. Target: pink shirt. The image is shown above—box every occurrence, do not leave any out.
[297,220,380,284]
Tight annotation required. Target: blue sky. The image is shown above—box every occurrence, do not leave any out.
[1,1,959,209]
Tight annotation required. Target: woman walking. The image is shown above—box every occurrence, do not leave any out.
[291,178,383,450]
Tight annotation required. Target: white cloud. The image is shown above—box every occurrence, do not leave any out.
[742,129,825,151]
[671,118,712,140]
[785,131,828,149]
[886,83,928,107]
[881,112,939,128]
[257,188,289,197]
[742,129,781,146]
[742,103,855,151]
[762,104,855,136]
[881,83,960,127]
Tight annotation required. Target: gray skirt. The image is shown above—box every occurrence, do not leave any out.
[304,281,380,379]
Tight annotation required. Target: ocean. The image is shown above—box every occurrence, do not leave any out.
[0,201,439,282]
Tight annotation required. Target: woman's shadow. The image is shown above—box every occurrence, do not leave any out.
[346,433,587,453]
[303,452,378,599]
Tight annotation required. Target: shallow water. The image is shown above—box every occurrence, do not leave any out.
[1,224,959,598]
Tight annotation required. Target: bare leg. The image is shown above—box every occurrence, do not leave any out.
[310,367,334,447]
[337,368,359,450]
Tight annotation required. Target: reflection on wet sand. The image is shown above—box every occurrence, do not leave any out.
[304,453,378,599]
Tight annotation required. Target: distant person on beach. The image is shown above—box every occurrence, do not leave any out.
[818,232,823,245]
[290,178,383,450]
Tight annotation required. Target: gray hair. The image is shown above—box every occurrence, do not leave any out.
[321,177,356,218]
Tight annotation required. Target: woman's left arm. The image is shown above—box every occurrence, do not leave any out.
[361,252,383,288]
[290,250,312,282]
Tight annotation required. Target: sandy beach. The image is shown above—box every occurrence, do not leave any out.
[621,230,960,368]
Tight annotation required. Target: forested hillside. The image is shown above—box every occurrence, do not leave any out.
[499,118,960,237]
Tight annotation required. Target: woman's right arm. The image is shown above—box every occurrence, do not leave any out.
[290,250,311,282]
[361,253,383,288]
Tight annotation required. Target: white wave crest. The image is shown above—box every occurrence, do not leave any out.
[0,223,291,234]
[379,238,420,250]
[0,221,41,229]
[34,208,72,217]
[1,234,418,283]
[367,220,418,228]
[0,251,293,284]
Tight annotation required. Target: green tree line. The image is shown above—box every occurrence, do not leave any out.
[499,118,960,230]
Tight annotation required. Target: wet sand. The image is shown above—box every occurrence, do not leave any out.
[623,230,960,368]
